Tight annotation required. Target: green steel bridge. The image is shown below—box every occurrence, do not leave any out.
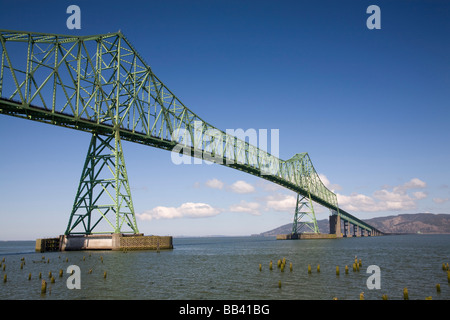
[0,30,382,237]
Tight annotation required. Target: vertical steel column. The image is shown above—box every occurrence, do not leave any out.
[291,193,319,235]
[65,132,139,235]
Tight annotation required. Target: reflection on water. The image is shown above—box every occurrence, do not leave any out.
[0,234,449,300]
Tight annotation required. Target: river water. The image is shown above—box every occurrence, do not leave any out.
[0,234,449,300]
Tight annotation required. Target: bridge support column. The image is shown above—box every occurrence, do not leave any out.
[343,220,348,237]
[329,212,342,237]
[292,193,319,235]
[65,131,139,235]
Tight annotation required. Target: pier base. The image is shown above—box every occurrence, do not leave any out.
[36,234,173,252]
[276,233,337,240]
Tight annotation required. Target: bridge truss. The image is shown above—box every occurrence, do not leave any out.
[0,30,382,236]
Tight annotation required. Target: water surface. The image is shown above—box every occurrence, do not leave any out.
[0,234,449,300]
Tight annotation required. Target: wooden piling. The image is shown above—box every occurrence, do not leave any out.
[403,287,409,300]
[41,280,47,294]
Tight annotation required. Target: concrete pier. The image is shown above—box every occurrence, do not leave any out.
[36,233,173,252]
[276,233,337,240]
[276,214,382,240]
[329,215,343,237]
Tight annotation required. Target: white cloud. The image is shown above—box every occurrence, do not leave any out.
[264,194,297,212]
[413,191,427,200]
[229,180,255,194]
[137,202,221,221]
[318,174,342,192]
[393,178,427,193]
[433,197,449,204]
[373,189,417,210]
[337,193,378,212]
[205,178,224,189]
[255,180,282,192]
[203,178,257,194]
[402,178,427,189]
[229,201,261,216]
[337,177,428,213]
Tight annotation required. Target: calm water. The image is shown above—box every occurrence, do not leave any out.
[0,234,449,300]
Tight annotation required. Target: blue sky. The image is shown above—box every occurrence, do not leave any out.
[0,0,449,240]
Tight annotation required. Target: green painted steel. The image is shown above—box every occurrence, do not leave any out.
[0,29,382,235]
[292,194,319,234]
[65,131,139,235]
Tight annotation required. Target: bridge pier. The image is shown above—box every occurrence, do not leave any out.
[330,214,383,238]
[352,224,358,237]
[36,234,173,252]
[343,220,348,237]
[329,214,343,237]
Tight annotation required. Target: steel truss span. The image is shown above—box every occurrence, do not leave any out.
[0,30,382,236]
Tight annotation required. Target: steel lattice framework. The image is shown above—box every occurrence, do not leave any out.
[0,29,382,236]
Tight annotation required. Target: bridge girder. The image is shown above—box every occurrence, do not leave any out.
[0,29,382,235]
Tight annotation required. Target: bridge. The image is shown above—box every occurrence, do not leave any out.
[0,29,382,243]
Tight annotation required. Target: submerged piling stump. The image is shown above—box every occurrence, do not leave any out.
[403,287,409,300]
[41,280,47,294]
